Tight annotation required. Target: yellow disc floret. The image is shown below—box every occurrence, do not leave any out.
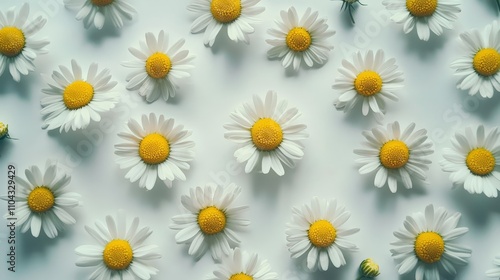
[406,0,438,17]
[379,140,410,169]
[197,206,226,235]
[210,0,242,23]
[286,27,312,52]
[0,27,26,57]
[63,80,94,110]
[146,52,172,79]
[229,273,253,280]
[28,187,55,213]
[250,118,283,151]
[139,133,170,165]
[91,0,113,6]
[414,232,445,264]
[466,148,496,176]
[354,70,383,96]
[473,48,500,77]
[103,239,133,270]
[308,220,336,248]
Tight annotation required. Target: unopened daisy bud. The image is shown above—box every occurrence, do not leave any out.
[0,122,9,140]
[359,258,380,278]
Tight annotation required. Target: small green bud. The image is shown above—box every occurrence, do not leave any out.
[0,122,8,140]
[359,258,380,278]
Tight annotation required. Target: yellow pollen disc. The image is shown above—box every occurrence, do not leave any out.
[406,0,438,17]
[27,187,55,213]
[308,220,336,248]
[145,52,172,79]
[250,118,283,151]
[103,239,133,270]
[229,273,253,280]
[473,48,500,77]
[414,232,444,264]
[210,0,242,23]
[354,70,383,96]
[286,27,312,52]
[0,26,26,57]
[198,206,226,235]
[91,0,113,7]
[139,133,170,165]
[63,80,94,110]
[379,140,410,169]
[466,148,496,176]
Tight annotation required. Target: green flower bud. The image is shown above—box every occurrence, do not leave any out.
[0,122,8,140]
[359,258,380,278]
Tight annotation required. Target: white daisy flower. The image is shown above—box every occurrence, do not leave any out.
[0,3,49,82]
[64,0,136,30]
[382,0,461,41]
[440,125,500,198]
[170,183,249,262]
[122,30,194,103]
[285,197,360,271]
[486,256,500,278]
[266,7,335,71]
[187,0,265,47]
[223,91,308,176]
[333,50,404,119]
[391,204,471,280]
[207,248,278,280]
[450,21,500,98]
[354,121,434,193]
[40,60,119,132]
[75,211,161,280]
[115,113,195,190]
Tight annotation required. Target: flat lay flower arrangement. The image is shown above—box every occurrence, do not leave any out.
[1,1,500,280]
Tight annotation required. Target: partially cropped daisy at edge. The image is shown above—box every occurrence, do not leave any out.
[354,121,434,193]
[122,30,194,103]
[115,113,195,190]
[451,21,500,98]
[382,0,461,41]
[333,50,404,120]
[266,7,335,71]
[391,204,471,280]
[207,248,278,280]
[486,256,500,278]
[170,183,248,261]
[75,211,161,280]
[41,60,119,132]
[286,197,359,271]
[440,125,500,198]
[224,91,308,176]
[64,0,136,30]
[187,0,265,47]
[0,3,49,81]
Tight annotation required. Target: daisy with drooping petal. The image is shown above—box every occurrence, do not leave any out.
[224,91,308,176]
[266,7,335,71]
[64,0,136,30]
[354,121,434,193]
[391,204,471,280]
[486,256,500,278]
[75,211,161,280]
[285,197,360,271]
[450,21,500,98]
[440,125,500,198]
[187,0,265,47]
[207,248,278,280]
[122,30,194,103]
[170,183,248,261]
[115,113,195,190]
[333,50,404,119]
[40,60,119,132]
[0,3,49,81]
[382,0,461,41]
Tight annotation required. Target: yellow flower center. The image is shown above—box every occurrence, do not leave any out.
[145,52,172,79]
[210,0,242,23]
[139,133,170,165]
[250,118,283,151]
[414,232,445,264]
[0,26,26,57]
[27,187,55,213]
[466,148,496,176]
[197,206,226,235]
[473,48,500,77]
[406,0,438,17]
[63,80,94,110]
[91,0,113,7]
[103,239,133,270]
[379,140,410,169]
[308,220,336,248]
[229,273,253,280]
[354,70,383,96]
[286,27,312,52]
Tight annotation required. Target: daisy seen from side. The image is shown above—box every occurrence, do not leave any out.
[64,0,136,30]
[207,248,278,280]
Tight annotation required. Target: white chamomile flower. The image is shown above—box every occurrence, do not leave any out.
[266,7,335,71]
[440,125,500,198]
[285,197,360,271]
[391,204,471,280]
[333,50,403,119]
[382,0,460,41]
[224,91,308,176]
[0,3,49,81]
[64,0,136,30]
[486,256,500,278]
[451,21,500,98]
[75,211,161,280]
[41,60,119,132]
[115,113,195,190]
[122,30,194,103]
[207,248,278,280]
[354,121,434,193]
[170,183,249,261]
